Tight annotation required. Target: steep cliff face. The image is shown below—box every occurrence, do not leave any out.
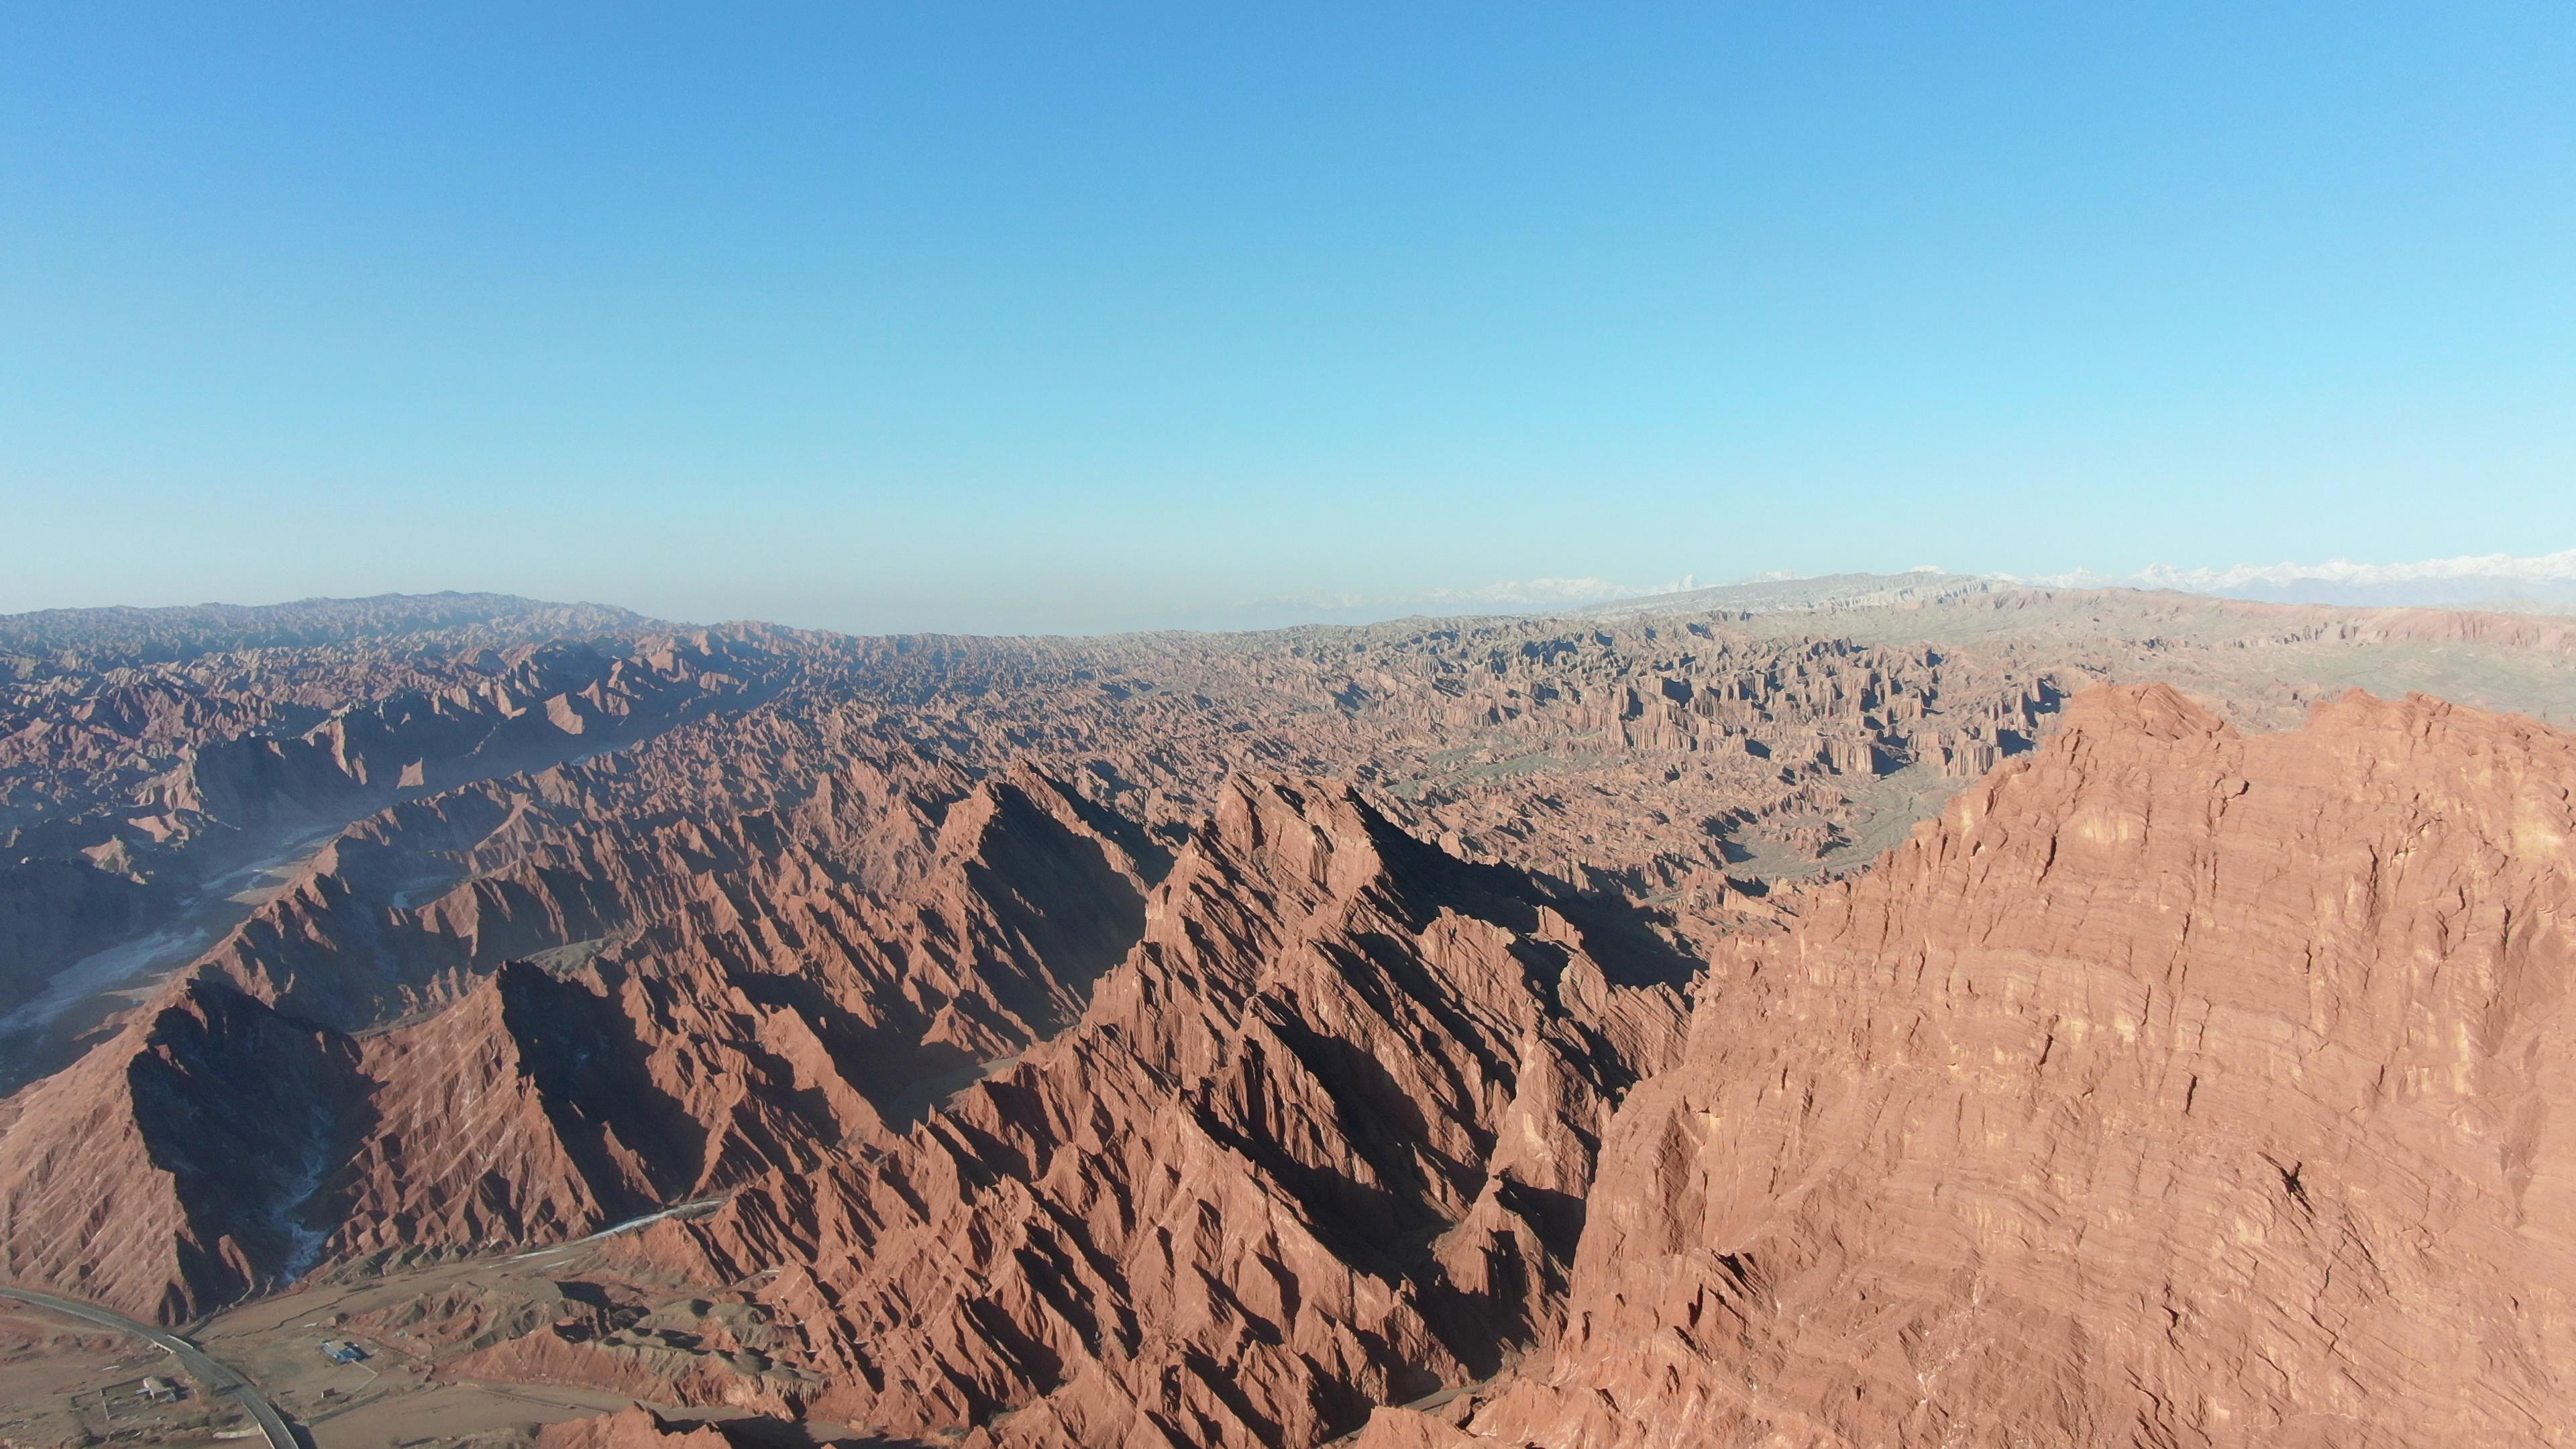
[22,586,2569,1102]
[661,775,1692,1448]
[1375,685,2576,1448]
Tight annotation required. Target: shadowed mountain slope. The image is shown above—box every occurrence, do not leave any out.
[639,775,1693,1448]
[0,744,1155,1324]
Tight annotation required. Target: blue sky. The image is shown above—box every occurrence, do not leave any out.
[4,4,2571,633]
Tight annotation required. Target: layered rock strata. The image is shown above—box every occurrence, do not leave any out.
[1364,686,2576,1448]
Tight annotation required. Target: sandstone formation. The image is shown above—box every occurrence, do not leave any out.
[1361,686,2576,1447]
[13,584,2573,1079]
[0,973,358,1320]
[0,619,808,1085]
[663,775,1690,1447]
[3,591,2575,1448]
[0,737,1158,1322]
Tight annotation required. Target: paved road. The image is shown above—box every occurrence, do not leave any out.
[0,1283,299,1448]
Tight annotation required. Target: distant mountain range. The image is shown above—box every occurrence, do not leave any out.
[2009,547,2576,610]
[1593,550,2576,617]
[1233,549,2576,631]
[9,549,2573,649]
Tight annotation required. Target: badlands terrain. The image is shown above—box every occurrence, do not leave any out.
[1,580,2573,1448]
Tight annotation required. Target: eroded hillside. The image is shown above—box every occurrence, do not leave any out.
[3,587,2574,1448]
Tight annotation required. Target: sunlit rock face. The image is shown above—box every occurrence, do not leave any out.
[1362,685,2576,1449]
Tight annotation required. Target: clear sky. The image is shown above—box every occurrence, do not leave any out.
[4,4,2571,633]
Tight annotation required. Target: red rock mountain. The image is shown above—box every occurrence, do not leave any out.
[1358,685,2576,1447]
[6,592,2576,1448]
[0,742,1155,1322]
[651,775,1691,1448]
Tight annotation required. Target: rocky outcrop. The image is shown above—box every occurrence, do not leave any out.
[0,751,1159,1324]
[168,633,784,827]
[0,626,805,1087]
[0,975,358,1322]
[19,584,2573,1093]
[197,715,1150,1041]
[663,775,1692,1448]
[1389,685,2576,1448]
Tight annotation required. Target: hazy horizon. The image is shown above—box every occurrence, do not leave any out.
[13,547,2576,639]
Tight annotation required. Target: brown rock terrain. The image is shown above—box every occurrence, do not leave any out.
[2,588,2574,1448]
[12,584,2573,1071]
[661,775,1690,1447]
[1362,685,2576,1446]
[0,973,360,1320]
[0,618,807,1083]
[195,708,1155,1039]
[0,743,1152,1321]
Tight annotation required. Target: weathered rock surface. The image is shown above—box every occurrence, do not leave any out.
[0,974,357,1321]
[0,748,1155,1323]
[0,618,806,1086]
[1384,685,2576,1448]
[7,590,2576,1448]
[15,584,2573,1083]
[664,775,1691,1448]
